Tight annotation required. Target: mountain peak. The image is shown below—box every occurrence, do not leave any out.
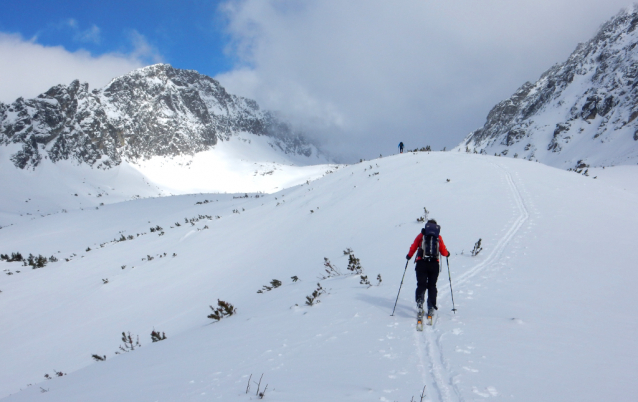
[457,6,638,170]
[0,64,320,170]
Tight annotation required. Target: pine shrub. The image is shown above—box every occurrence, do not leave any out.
[471,239,483,257]
[208,299,237,321]
[416,207,429,223]
[305,283,325,306]
[346,253,363,274]
[115,332,141,354]
[151,329,167,342]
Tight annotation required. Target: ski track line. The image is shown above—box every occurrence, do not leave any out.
[415,162,530,402]
[454,163,530,286]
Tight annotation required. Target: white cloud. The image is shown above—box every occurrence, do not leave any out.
[74,24,102,44]
[127,30,163,64]
[0,32,161,103]
[217,0,634,161]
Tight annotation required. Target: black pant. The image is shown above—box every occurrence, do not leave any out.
[415,258,440,309]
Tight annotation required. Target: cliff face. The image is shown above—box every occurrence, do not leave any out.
[0,64,319,169]
[457,6,638,169]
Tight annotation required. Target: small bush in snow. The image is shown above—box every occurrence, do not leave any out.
[257,279,283,293]
[115,332,141,354]
[208,299,237,321]
[44,370,66,380]
[346,253,363,275]
[320,257,342,279]
[360,275,371,286]
[471,239,483,257]
[291,275,299,282]
[305,283,325,306]
[151,329,167,342]
[360,274,382,288]
[1,252,24,262]
[102,278,109,284]
[25,254,48,269]
[416,207,429,223]
[92,354,106,361]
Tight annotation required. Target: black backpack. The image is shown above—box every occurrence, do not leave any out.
[421,221,440,258]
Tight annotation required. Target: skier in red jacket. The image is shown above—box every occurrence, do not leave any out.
[406,219,450,316]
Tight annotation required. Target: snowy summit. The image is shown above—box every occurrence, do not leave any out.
[457,6,638,171]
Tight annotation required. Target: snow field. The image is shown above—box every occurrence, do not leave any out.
[0,152,637,401]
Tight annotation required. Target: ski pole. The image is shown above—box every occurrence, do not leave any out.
[446,256,457,313]
[391,260,410,316]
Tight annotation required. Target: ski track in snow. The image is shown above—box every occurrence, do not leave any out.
[454,162,530,287]
[415,161,531,402]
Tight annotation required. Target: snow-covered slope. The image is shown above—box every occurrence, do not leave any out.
[0,132,335,229]
[456,6,638,171]
[1,152,636,401]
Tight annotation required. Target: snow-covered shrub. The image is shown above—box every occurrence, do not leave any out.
[116,332,141,354]
[305,283,325,306]
[208,299,237,321]
[25,254,48,269]
[257,279,282,293]
[346,253,363,275]
[151,329,167,342]
[416,207,429,223]
[320,258,342,279]
[360,274,382,288]
[360,275,371,286]
[471,239,483,257]
[91,354,106,361]
[1,252,24,262]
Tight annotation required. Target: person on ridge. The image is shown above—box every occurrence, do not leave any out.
[398,142,404,153]
[406,219,450,317]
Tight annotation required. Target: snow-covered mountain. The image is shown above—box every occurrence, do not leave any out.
[0,64,335,228]
[456,6,638,171]
[1,152,636,401]
[0,64,325,170]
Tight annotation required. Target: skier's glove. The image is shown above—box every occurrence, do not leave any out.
[406,254,411,260]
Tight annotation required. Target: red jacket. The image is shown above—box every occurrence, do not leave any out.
[408,233,449,261]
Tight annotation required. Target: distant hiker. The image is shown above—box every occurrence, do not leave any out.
[399,142,404,153]
[406,219,450,317]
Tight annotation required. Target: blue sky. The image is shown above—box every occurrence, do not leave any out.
[0,1,635,160]
[0,0,232,77]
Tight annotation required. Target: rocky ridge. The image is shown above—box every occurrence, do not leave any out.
[457,6,638,170]
[0,64,320,169]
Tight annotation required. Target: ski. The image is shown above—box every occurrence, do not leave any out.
[426,308,434,326]
[416,308,424,331]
